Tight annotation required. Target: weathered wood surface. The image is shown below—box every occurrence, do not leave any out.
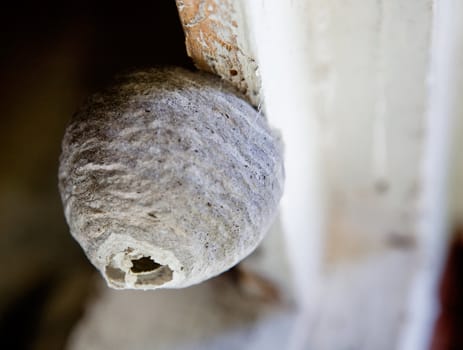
[176,0,261,106]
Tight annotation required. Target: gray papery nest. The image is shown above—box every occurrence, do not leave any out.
[59,67,284,290]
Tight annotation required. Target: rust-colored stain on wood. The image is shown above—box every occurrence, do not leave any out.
[176,0,261,106]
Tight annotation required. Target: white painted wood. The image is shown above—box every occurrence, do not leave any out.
[398,1,463,349]
[243,1,455,349]
[448,2,463,226]
[243,0,326,312]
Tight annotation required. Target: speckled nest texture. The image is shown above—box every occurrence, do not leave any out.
[58,67,284,290]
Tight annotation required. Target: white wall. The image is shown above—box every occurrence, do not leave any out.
[244,1,460,349]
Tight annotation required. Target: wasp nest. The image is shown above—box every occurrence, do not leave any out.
[58,67,284,290]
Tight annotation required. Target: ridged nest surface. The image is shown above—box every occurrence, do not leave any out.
[59,67,284,290]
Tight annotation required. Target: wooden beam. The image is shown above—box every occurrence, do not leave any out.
[176,0,261,106]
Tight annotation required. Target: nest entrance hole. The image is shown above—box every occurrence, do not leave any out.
[105,255,174,287]
[130,256,161,273]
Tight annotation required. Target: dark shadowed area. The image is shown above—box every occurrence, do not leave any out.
[0,2,193,349]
